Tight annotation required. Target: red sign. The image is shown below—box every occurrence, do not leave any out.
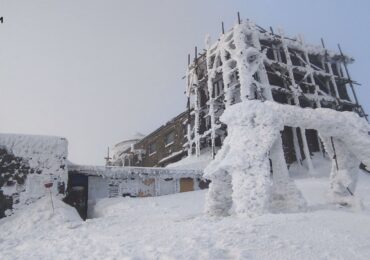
[44,182,53,188]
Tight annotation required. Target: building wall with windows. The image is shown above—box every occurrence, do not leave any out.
[112,111,188,167]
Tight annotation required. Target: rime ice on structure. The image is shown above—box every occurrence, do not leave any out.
[185,19,369,216]
[205,99,370,216]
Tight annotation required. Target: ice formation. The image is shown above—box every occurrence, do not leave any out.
[205,100,370,216]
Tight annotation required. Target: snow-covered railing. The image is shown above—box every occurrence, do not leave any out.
[68,164,204,179]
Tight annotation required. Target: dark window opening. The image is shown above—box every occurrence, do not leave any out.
[164,131,175,146]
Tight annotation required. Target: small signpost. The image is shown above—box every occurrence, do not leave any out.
[44,181,55,214]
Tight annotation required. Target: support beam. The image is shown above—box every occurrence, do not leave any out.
[278,29,314,173]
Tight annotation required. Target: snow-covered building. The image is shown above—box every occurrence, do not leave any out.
[110,133,145,166]
[66,164,207,219]
[110,111,189,167]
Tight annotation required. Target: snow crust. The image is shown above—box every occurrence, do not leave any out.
[68,164,202,179]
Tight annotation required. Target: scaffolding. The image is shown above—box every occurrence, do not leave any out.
[185,16,367,168]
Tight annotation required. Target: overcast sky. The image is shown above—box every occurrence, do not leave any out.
[1,0,369,165]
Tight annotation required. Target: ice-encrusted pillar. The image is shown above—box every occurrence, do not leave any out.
[192,72,201,157]
[204,168,233,216]
[269,138,307,211]
[321,136,360,205]
[205,35,218,158]
[249,22,306,212]
[204,101,279,217]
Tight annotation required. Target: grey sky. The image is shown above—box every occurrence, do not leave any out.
[1,0,369,165]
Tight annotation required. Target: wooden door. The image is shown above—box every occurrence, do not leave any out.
[180,178,194,192]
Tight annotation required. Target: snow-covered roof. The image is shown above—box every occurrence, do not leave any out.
[0,133,68,173]
[68,164,203,179]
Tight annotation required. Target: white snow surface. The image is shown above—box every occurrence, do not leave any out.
[2,168,370,259]
[166,149,213,170]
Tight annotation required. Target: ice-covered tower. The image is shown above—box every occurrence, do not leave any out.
[185,17,367,170]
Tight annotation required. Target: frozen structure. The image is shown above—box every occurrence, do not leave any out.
[205,101,370,216]
[186,19,366,165]
[183,19,369,216]
[110,133,145,166]
[0,134,68,217]
[66,164,206,219]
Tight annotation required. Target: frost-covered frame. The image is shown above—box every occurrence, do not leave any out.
[185,20,366,170]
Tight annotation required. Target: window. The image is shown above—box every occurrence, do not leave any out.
[164,131,175,147]
[213,80,224,98]
[148,142,157,156]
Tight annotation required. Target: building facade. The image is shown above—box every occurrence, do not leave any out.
[111,111,188,167]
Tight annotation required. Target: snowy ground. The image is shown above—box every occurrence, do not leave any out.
[2,168,370,259]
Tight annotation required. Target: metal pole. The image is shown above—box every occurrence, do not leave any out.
[237,12,241,24]
[330,137,339,171]
[338,44,368,121]
[337,44,360,106]
[49,189,55,214]
[269,26,274,35]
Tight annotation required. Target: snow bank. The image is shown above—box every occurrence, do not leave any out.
[3,173,370,259]
[0,196,81,235]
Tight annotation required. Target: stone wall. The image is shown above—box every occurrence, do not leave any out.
[0,134,68,218]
